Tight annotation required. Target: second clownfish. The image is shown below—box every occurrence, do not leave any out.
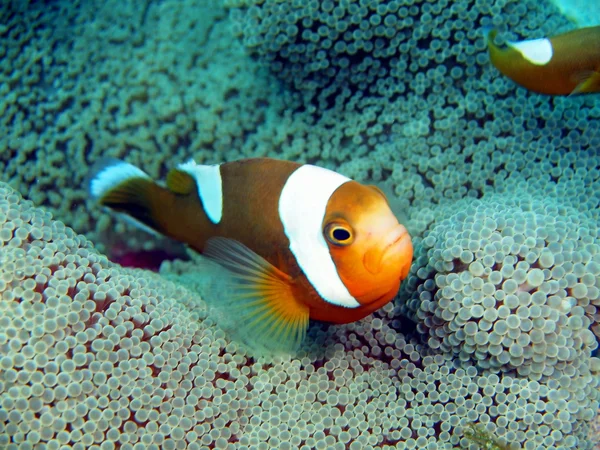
[88,157,413,355]
[485,26,600,95]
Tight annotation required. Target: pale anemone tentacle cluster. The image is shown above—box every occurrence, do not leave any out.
[1,0,600,447]
[400,191,600,377]
[1,181,599,449]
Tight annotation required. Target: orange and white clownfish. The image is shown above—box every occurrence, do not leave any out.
[485,26,600,95]
[88,157,413,354]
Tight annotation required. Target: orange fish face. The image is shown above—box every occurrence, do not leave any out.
[323,182,413,308]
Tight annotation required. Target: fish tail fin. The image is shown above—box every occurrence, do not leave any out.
[88,158,169,236]
[482,26,499,47]
[483,27,506,73]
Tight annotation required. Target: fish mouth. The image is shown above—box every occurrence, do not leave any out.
[382,224,413,279]
[383,225,410,254]
[364,225,412,275]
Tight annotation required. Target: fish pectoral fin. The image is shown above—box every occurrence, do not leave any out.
[570,71,600,95]
[166,167,196,195]
[200,237,310,356]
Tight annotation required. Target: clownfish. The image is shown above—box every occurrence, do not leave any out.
[485,26,600,95]
[88,157,413,354]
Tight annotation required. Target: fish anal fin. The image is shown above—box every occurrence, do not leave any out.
[200,237,310,356]
[166,168,196,195]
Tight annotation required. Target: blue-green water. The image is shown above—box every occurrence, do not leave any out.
[0,1,599,449]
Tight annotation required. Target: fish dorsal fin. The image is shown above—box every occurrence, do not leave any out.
[570,71,600,95]
[166,167,196,195]
[200,237,310,356]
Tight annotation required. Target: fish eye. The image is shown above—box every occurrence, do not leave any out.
[324,223,354,246]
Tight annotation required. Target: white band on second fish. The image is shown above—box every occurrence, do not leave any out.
[508,37,553,65]
[279,165,361,309]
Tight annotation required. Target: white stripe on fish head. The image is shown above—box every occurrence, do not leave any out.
[177,160,223,224]
[508,37,553,65]
[279,165,361,308]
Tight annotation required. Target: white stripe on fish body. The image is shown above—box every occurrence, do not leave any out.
[508,37,553,65]
[177,160,223,225]
[89,160,151,200]
[279,164,361,309]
